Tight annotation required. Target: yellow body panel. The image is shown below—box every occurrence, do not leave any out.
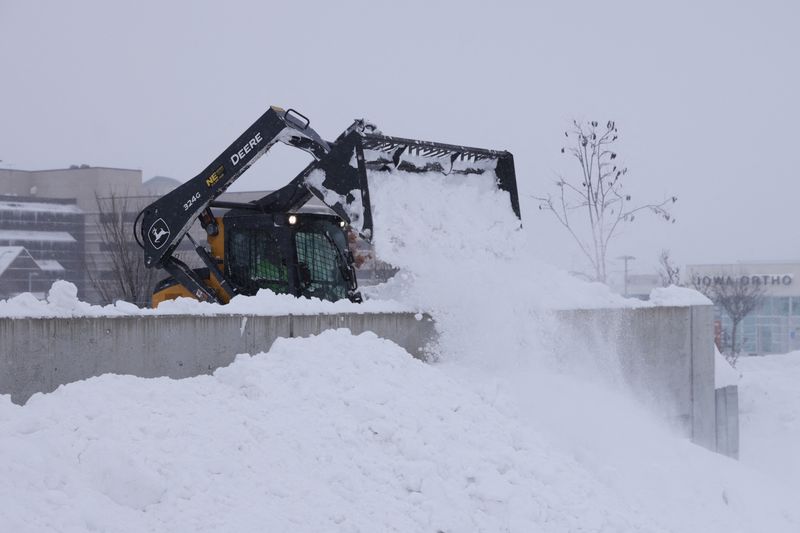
[151,283,195,307]
[151,217,229,307]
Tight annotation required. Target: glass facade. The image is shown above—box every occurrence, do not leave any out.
[716,296,800,354]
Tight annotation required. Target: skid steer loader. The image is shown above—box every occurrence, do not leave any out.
[135,106,520,306]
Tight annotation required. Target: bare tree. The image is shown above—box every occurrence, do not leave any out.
[657,249,681,287]
[693,275,766,365]
[533,120,677,283]
[86,193,159,306]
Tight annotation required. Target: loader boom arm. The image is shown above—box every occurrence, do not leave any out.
[137,106,329,269]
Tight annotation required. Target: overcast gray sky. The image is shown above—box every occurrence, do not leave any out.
[1,0,798,280]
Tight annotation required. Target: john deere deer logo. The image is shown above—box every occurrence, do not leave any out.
[151,226,168,242]
[148,218,171,249]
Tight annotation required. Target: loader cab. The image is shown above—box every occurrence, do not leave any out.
[151,210,360,307]
[223,209,359,302]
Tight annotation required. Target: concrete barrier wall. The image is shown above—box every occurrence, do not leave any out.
[0,313,436,405]
[1,305,725,454]
[554,305,717,451]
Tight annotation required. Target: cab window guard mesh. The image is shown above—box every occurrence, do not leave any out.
[296,232,346,301]
[227,229,289,295]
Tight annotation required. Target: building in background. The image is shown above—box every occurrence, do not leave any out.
[0,197,85,297]
[0,166,144,208]
[686,262,800,355]
[0,246,63,299]
[0,166,146,302]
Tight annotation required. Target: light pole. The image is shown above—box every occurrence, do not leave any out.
[617,255,635,297]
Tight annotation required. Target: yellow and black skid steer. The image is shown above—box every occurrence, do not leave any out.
[135,106,520,306]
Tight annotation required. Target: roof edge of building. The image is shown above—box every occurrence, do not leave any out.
[0,166,142,173]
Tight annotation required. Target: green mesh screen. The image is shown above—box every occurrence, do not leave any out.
[226,229,289,295]
[226,225,349,301]
[296,231,347,301]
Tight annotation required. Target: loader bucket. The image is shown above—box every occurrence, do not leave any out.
[300,126,521,241]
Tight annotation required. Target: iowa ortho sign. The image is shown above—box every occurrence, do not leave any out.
[693,274,793,287]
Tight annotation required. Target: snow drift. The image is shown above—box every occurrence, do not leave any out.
[2,330,798,532]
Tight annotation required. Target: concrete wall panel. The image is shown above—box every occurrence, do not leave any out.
[0,313,434,404]
[555,305,716,448]
[715,385,740,459]
[691,307,717,450]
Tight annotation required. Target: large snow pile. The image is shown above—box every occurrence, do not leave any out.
[365,171,627,311]
[2,330,797,532]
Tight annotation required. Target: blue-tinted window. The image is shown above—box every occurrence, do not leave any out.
[776,297,791,316]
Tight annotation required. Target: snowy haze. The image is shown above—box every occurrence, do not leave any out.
[2,158,800,531]
[1,0,798,276]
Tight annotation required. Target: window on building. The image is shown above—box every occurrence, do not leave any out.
[775,297,791,316]
[757,297,774,316]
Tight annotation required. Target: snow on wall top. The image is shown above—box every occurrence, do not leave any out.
[0,280,410,318]
[648,285,712,307]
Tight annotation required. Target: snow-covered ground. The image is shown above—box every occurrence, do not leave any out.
[1,171,798,531]
[1,331,798,532]
[738,352,800,490]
